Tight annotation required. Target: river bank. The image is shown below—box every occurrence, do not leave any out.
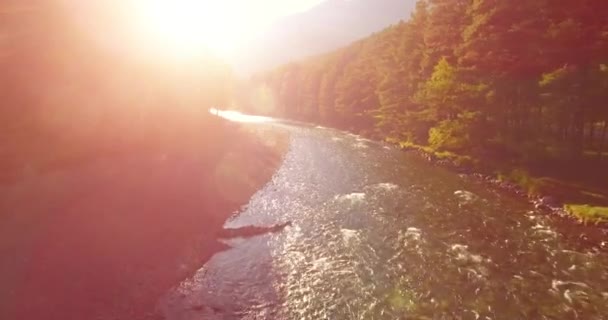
[0,120,289,320]
[240,114,608,226]
[392,141,608,228]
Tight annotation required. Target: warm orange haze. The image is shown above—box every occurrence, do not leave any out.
[60,0,326,61]
[1,0,608,320]
[1,1,285,319]
[133,0,326,58]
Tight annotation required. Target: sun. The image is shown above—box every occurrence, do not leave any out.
[134,0,243,58]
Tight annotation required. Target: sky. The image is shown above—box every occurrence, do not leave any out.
[135,0,327,58]
[62,0,327,61]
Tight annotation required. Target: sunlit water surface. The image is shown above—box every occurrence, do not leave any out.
[161,118,608,319]
[210,109,275,123]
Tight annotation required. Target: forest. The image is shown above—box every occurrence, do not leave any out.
[249,0,608,192]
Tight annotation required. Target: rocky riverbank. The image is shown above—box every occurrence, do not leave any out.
[397,144,608,250]
[401,145,608,229]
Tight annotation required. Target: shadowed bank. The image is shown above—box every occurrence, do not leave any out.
[0,116,289,319]
[0,3,288,319]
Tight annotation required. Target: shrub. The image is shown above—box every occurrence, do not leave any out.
[564,204,608,224]
[428,120,471,151]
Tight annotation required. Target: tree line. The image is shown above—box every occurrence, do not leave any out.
[251,0,608,165]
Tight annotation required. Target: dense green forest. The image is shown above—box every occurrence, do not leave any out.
[250,0,608,181]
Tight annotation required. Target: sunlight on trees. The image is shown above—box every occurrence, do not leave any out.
[252,0,608,164]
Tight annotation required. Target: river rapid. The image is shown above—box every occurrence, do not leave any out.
[160,119,608,320]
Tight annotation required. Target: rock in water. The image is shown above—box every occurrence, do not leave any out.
[218,222,292,239]
[454,190,478,205]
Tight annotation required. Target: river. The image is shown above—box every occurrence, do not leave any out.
[160,115,608,319]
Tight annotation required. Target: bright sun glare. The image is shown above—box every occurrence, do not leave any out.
[135,0,241,57]
[131,0,324,59]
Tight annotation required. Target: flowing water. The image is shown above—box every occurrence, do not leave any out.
[161,120,608,320]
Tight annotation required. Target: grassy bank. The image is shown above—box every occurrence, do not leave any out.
[564,205,608,225]
[392,140,608,225]
[0,119,289,320]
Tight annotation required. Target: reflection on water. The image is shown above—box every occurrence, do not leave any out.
[161,123,608,319]
[209,108,275,123]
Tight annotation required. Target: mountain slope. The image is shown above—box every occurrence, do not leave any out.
[251,0,608,223]
[235,0,415,74]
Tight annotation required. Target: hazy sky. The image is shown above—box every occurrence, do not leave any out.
[135,0,329,59]
[141,0,323,56]
[64,0,328,60]
[252,0,327,20]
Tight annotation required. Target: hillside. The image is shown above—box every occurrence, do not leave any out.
[250,0,608,221]
[235,0,415,74]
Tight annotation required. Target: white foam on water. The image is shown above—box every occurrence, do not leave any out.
[331,137,343,142]
[450,244,486,264]
[371,183,399,191]
[335,192,367,203]
[454,190,478,204]
[310,257,332,272]
[451,244,468,251]
[464,254,484,264]
[471,310,480,320]
[551,280,591,291]
[341,228,360,243]
[353,142,369,149]
[532,224,557,238]
[526,214,539,221]
[562,289,590,305]
[395,228,423,256]
[356,137,373,143]
[550,280,594,305]
[404,227,422,241]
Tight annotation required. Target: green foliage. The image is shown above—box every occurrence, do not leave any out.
[495,168,552,197]
[251,0,608,168]
[495,169,541,197]
[508,168,533,189]
[428,111,482,152]
[434,151,475,168]
[415,58,461,122]
[429,120,467,151]
[564,205,608,224]
[397,141,435,154]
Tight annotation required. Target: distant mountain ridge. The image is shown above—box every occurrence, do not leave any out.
[235,0,415,74]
